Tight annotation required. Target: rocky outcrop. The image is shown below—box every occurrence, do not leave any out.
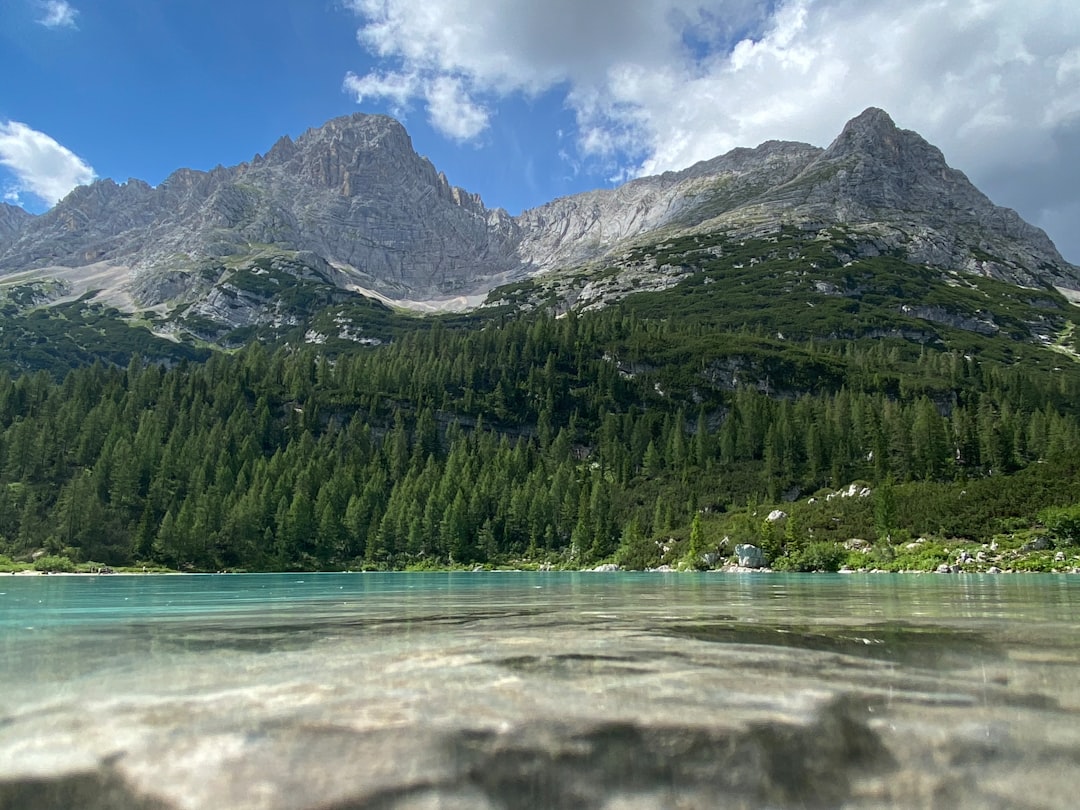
[735,544,767,568]
[515,140,822,272]
[0,202,33,245]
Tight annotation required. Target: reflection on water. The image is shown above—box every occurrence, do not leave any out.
[1,572,1078,809]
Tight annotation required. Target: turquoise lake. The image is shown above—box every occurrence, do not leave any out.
[1,572,1078,809]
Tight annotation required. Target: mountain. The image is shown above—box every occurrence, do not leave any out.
[514,139,823,272]
[0,114,520,304]
[0,108,1077,346]
[515,109,1074,289]
[0,202,32,242]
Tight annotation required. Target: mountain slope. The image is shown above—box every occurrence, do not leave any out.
[514,139,822,271]
[0,108,1076,345]
[740,108,1070,286]
[0,114,521,301]
[515,109,1076,290]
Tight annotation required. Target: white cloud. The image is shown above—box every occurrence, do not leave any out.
[424,77,490,142]
[343,0,1080,261]
[0,121,96,205]
[37,0,79,29]
[343,69,420,113]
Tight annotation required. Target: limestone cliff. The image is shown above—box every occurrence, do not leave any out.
[0,108,1076,323]
[0,114,521,302]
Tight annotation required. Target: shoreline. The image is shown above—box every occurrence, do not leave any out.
[8,565,1079,576]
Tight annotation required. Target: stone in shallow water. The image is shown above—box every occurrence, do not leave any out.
[0,701,895,810]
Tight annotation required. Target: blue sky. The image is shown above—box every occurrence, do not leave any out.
[2,0,1079,262]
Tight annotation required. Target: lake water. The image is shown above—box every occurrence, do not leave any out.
[1,571,1078,809]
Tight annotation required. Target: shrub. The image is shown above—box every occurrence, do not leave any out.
[33,555,76,573]
[0,554,29,573]
[1039,504,1080,546]
[775,541,845,572]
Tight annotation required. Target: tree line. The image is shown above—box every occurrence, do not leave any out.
[3,307,1080,570]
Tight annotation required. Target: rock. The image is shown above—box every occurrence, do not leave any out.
[1020,537,1050,552]
[1054,551,1066,562]
[987,566,1002,573]
[935,564,952,574]
[735,544,767,569]
[701,552,721,568]
[766,510,787,523]
[0,202,33,242]
[591,564,620,572]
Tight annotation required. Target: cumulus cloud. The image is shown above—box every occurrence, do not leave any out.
[0,121,96,205]
[37,0,79,29]
[343,0,1080,260]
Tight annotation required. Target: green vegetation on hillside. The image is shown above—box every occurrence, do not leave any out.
[0,298,210,373]
[2,286,1080,572]
[2,229,1079,572]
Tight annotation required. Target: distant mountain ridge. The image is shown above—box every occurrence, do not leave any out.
[514,109,1072,290]
[0,115,519,300]
[0,108,1076,319]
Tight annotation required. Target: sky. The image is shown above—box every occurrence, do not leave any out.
[1,0,1078,262]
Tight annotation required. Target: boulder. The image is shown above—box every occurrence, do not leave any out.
[701,552,721,568]
[735,544,766,569]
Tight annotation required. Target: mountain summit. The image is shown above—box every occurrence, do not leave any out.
[0,108,1076,319]
[0,114,519,301]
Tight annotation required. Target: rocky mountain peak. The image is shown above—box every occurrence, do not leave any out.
[829,107,902,148]
[0,108,1075,313]
[737,108,1072,284]
[247,113,430,199]
[822,106,959,197]
[0,203,33,242]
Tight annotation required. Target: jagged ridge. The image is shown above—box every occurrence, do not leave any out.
[0,108,1076,323]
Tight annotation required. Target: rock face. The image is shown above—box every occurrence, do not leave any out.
[514,139,822,272]
[0,108,1076,317]
[0,203,33,243]
[0,114,521,300]
[516,108,1077,289]
[745,108,1072,287]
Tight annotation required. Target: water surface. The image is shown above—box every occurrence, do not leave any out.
[1,572,1077,809]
